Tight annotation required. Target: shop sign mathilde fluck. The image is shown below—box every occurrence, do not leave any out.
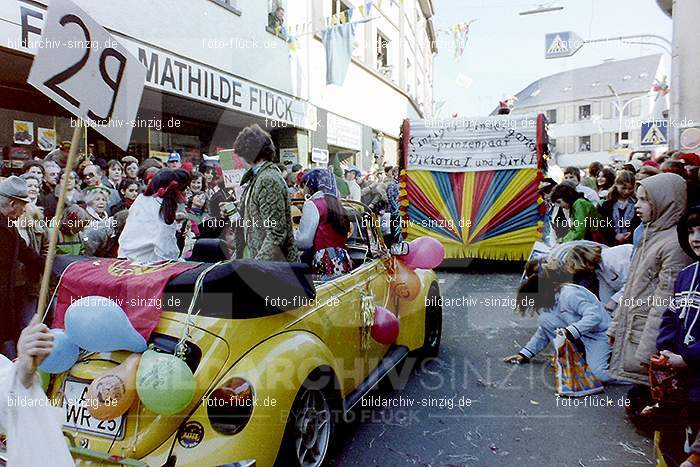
[3,0,317,132]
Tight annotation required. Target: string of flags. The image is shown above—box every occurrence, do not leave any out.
[653,76,669,100]
[285,0,405,37]
[436,20,476,59]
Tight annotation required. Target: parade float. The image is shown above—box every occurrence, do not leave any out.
[34,197,444,467]
[399,114,548,261]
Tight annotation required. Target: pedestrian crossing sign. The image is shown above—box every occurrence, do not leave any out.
[545,31,583,59]
[641,120,668,146]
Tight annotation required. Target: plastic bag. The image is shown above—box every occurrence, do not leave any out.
[553,330,604,397]
[649,354,687,404]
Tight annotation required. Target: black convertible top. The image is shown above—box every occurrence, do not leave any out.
[52,256,316,319]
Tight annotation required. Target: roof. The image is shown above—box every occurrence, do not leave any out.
[511,54,662,109]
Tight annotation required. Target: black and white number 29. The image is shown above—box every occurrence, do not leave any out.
[43,14,126,123]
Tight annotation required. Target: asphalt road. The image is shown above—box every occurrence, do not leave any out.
[328,268,656,467]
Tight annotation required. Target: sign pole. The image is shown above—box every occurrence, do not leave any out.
[36,120,83,323]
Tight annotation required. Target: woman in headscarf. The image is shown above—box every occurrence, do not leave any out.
[296,169,352,281]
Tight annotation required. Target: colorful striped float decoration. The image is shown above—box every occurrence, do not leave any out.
[400,116,547,261]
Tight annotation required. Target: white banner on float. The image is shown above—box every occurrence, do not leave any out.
[407,117,539,172]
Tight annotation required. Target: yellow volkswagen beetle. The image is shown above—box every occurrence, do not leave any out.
[46,200,442,467]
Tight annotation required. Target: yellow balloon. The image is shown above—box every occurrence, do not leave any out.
[87,353,141,420]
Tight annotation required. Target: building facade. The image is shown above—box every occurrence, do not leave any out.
[657,0,700,152]
[506,55,668,168]
[0,0,436,173]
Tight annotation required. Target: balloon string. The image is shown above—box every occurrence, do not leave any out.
[177,262,222,353]
[131,399,140,453]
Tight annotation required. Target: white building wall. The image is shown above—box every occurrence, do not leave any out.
[2,0,435,148]
[668,0,700,148]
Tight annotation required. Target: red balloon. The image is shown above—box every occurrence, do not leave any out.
[371,306,399,345]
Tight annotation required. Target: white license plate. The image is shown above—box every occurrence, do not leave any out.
[62,379,125,439]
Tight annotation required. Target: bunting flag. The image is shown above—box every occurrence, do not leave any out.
[288,0,399,37]
[653,75,670,100]
[451,20,474,58]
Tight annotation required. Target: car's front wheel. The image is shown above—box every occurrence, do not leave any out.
[276,378,337,467]
[420,282,442,358]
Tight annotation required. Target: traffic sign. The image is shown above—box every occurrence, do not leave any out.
[641,120,668,146]
[545,31,584,59]
[27,0,146,150]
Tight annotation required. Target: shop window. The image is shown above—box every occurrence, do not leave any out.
[267,0,288,40]
[377,31,392,78]
[578,136,591,152]
[210,0,240,14]
[578,104,591,121]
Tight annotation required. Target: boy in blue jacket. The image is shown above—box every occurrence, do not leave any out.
[656,205,700,466]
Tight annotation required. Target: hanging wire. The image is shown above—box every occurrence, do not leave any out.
[176,262,223,356]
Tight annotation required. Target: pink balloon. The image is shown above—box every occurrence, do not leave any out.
[402,237,445,269]
[371,306,400,345]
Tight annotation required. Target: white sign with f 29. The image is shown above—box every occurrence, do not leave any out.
[27,0,145,150]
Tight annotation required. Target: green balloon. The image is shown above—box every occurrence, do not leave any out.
[136,350,196,415]
[38,369,50,392]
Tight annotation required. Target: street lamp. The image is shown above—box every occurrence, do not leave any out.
[520,5,564,15]
[608,84,648,148]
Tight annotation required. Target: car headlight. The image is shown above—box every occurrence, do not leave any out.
[206,377,254,435]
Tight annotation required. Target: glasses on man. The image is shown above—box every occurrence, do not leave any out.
[84,172,97,178]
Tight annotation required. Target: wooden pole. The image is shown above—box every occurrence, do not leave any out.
[37,121,83,323]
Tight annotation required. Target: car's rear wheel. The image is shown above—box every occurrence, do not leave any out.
[420,282,442,358]
[276,375,337,467]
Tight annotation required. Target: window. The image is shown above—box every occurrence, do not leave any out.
[377,31,391,78]
[545,109,557,124]
[406,59,412,94]
[549,138,558,154]
[614,132,630,148]
[578,136,591,152]
[578,104,591,120]
[211,0,240,14]
[331,0,351,16]
[267,0,288,39]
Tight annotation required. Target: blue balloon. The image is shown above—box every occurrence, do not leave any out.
[65,296,147,353]
[38,329,79,374]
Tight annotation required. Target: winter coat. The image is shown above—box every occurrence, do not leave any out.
[608,173,692,384]
[598,198,641,246]
[657,262,700,402]
[240,162,300,262]
[519,283,611,359]
[559,197,600,243]
[0,214,43,342]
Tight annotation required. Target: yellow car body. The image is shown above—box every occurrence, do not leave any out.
[47,201,442,467]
